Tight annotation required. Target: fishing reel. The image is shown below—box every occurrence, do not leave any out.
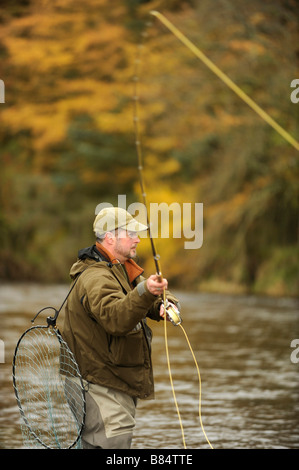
[163,299,182,326]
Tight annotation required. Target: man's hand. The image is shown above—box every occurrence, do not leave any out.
[159,301,180,321]
[146,274,168,296]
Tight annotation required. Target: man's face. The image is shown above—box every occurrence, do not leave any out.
[113,229,140,262]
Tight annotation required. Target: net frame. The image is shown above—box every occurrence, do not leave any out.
[12,324,86,449]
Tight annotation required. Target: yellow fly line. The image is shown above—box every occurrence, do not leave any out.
[150,10,299,152]
[163,316,214,449]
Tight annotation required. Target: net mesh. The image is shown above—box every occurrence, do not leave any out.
[12,326,85,449]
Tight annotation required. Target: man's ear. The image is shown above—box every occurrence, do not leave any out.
[104,232,115,246]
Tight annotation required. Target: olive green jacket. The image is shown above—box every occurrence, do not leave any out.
[61,246,179,399]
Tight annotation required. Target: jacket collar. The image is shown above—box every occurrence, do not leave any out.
[78,245,109,262]
[95,242,144,285]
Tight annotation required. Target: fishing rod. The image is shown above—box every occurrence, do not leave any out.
[133,48,181,328]
[133,17,213,450]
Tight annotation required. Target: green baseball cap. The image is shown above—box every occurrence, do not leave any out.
[93,207,148,236]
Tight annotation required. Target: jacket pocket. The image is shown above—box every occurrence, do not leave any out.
[108,329,145,367]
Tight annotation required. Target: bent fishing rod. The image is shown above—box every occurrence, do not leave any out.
[133,16,213,450]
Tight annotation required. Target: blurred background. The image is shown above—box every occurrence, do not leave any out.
[0,0,298,295]
[0,0,299,450]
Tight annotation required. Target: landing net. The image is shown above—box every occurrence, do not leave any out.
[12,326,85,449]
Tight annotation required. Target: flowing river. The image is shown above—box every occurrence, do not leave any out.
[0,284,298,449]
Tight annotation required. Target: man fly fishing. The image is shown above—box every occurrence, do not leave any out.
[61,206,181,449]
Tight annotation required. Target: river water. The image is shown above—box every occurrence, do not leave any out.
[0,284,298,449]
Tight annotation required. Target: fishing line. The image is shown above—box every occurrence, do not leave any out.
[133,20,213,450]
[163,317,214,449]
[150,10,299,152]
[179,323,213,449]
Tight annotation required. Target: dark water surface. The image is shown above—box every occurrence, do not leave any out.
[0,284,298,449]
